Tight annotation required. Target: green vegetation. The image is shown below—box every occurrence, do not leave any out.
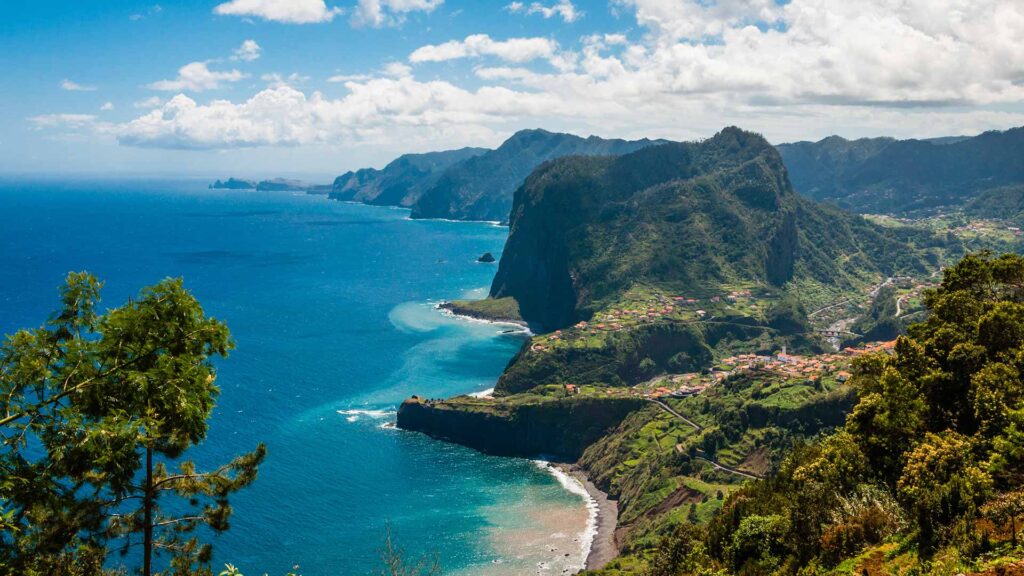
[440,296,522,323]
[330,147,487,208]
[844,285,903,345]
[777,127,1024,215]
[587,252,1024,575]
[570,366,854,575]
[965,185,1024,225]
[410,129,662,223]
[0,273,265,576]
[488,127,953,332]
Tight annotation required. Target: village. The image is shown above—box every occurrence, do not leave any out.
[528,286,768,354]
[557,339,898,402]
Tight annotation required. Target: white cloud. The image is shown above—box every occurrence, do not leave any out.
[61,79,96,91]
[147,62,248,92]
[351,0,443,28]
[410,34,559,64]
[261,72,310,88]
[28,114,99,129]
[129,4,162,21]
[473,66,540,83]
[112,76,566,149]
[33,0,1024,155]
[100,102,115,111]
[382,61,413,78]
[327,73,372,83]
[134,96,165,109]
[599,0,1024,106]
[232,40,262,62]
[507,0,581,23]
[616,0,780,42]
[213,0,342,24]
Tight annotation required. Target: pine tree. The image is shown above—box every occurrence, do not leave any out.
[1,273,265,575]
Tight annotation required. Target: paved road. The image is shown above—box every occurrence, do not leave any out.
[650,399,764,481]
[650,399,702,431]
[693,455,762,480]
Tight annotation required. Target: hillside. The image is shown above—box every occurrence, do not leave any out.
[328,147,487,207]
[487,127,949,333]
[778,127,1024,214]
[408,129,665,223]
[964,184,1024,224]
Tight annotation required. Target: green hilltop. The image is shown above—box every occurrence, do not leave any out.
[487,127,953,333]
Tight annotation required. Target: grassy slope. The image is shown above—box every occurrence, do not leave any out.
[575,370,856,574]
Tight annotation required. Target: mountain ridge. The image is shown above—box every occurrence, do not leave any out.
[487,127,945,332]
[408,128,667,223]
[778,126,1024,213]
[329,147,488,207]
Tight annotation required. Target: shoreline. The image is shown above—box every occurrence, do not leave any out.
[431,298,613,571]
[434,302,614,570]
[434,302,532,333]
[553,463,619,571]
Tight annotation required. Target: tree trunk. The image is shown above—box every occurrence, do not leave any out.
[1012,514,1017,548]
[143,445,153,576]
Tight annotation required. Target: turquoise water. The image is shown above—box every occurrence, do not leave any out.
[0,180,590,575]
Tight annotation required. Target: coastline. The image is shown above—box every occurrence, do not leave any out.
[435,301,531,333]
[429,294,616,571]
[552,463,619,571]
[430,301,615,571]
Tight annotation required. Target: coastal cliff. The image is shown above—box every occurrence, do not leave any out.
[329,147,487,207]
[486,127,947,332]
[397,394,645,461]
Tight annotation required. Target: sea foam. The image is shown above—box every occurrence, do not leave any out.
[533,461,598,573]
[337,409,397,422]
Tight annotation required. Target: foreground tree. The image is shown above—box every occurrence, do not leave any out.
[709,252,1024,572]
[0,273,265,576]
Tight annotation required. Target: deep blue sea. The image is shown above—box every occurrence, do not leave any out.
[0,180,591,575]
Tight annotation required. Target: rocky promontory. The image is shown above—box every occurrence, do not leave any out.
[438,297,524,325]
[209,177,331,193]
[209,178,256,190]
[396,393,645,461]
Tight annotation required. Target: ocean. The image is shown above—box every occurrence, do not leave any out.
[0,179,591,575]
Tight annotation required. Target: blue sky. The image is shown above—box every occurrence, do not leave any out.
[3,0,1023,180]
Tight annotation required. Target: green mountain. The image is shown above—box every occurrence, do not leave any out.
[329,147,487,207]
[408,129,665,223]
[488,127,947,333]
[964,184,1024,224]
[778,126,1024,214]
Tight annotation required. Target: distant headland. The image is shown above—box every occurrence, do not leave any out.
[210,177,331,193]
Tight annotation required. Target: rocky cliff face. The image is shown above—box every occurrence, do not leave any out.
[487,127,943,332]
[396,396,646,460]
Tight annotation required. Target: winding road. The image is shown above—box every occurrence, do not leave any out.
[648,399,764,480]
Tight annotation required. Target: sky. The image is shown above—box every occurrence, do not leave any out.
[2,0,1024,180]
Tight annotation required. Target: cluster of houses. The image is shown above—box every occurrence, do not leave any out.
[953,220,1023,237]
[555,338,899,402]
[635,340,898,400]
[529,290,764,354]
